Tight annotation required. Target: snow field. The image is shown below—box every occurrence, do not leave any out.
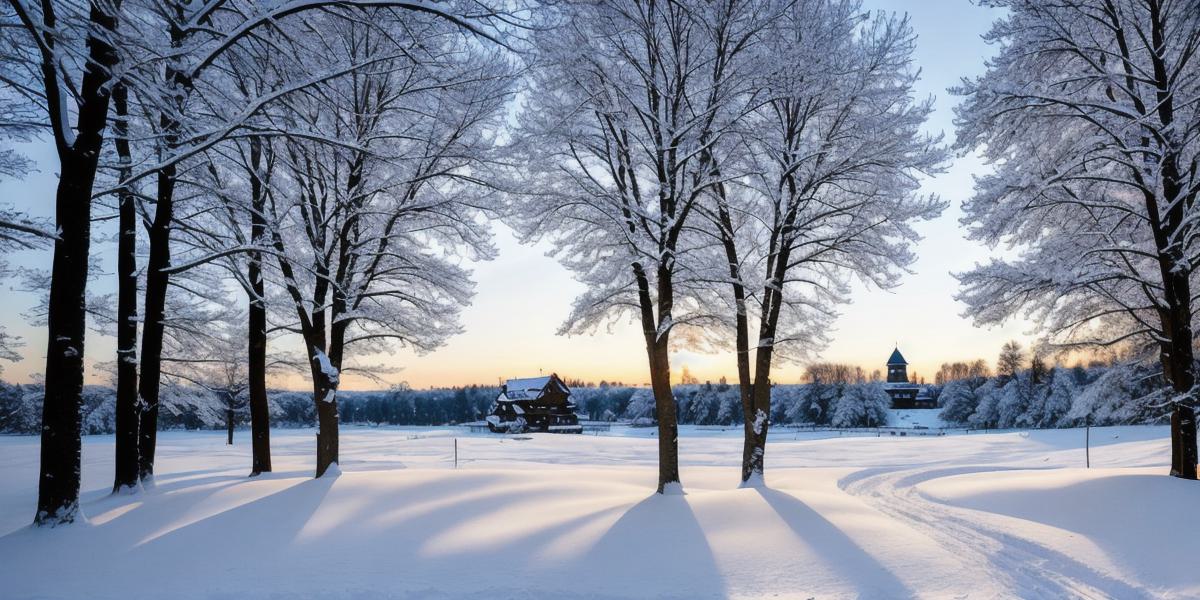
[0,425,1195,599]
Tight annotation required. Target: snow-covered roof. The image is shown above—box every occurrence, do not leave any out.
[500,374,571,401]
[887,348,908,366]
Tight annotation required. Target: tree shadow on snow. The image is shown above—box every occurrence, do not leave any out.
[574,493,726,599]
[756,488,916,599]
[77,468,312,533]
[0,471,340,597]
[120,472,341,589]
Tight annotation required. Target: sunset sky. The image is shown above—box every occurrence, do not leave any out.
[0,0,1033,391]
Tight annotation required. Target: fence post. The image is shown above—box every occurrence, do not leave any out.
[454,437,458,469]
[1085,416,1090,469]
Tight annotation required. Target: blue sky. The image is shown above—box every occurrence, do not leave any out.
[0,0,1029,389]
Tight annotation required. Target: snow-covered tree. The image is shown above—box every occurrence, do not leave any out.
[938,378,978,424]
[791,379,841,425]
[709,0,947,483]
[623,389,657,424]
[769,384,801,424]
[684,385,719,425]
[3,0,126,525]
[995,372,1033,429]
[262,12,513,477]
[509,0,772,493]
[830,382,890,428]
[1036,367,1077,428]
[112,0,513,483]
[967,379,1002,429]
[716,389,741,426]
[1064,363,1160,426]
[954,0,1200,478]
[0,382,40,434]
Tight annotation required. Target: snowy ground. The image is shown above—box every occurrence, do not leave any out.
[0,424,1196,599]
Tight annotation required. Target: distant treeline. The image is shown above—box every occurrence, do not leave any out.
[0,360,1170,435]
[934,362,1169,429]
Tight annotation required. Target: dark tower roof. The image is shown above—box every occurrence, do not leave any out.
[886,347,908,366]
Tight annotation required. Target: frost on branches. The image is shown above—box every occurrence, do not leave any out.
[695,0,946,482]
[507,0,767,493]
[953,0,1200,478]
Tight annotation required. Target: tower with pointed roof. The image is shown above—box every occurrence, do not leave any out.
[884,346,933,409]
[886,347,909,383]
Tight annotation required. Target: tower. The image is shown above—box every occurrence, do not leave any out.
[886,347,909,383]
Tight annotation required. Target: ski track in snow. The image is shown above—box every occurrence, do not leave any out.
[0,424,1194,600]
[840,465,1149,599]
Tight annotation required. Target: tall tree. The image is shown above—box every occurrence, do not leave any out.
[954,0,1200,479]
[264,11,512,477]
[711,0,945,484]
[109,80,140,492]
[510,0,767,492]
[5,0,123,525]
[997,341,1023,381]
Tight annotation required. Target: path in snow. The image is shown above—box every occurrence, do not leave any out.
[842,465,1148,598]
[0,425,1195,599]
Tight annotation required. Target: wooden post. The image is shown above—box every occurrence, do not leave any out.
[1085,416,1090,469]
[454,437,458,469]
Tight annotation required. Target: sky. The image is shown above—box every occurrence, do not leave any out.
[0,0,1033,391]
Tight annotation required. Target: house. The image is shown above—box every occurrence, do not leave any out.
[884,348,936,409]
[486,373,582,433]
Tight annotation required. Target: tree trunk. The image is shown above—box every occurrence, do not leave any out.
[648,338,679,493]
[327,290,351,476]
[137,9,192,484]
[713,200,756,484]
[268,225,335,479]
[1142,3,1198,481]
[1157,261,1196,481]
[741,217,792,484]
[308,276,336,477]
[310,349,339,478]
[246,279,270,471]
[744,297,783,483]
[743,357,773,484]
[1171,403,1198,480]
[315,396,339,477]
[634,257,680,494]
[37,150,94,525]
[136,166,176,483]
[35,1,121,526]
[246,139,271,476]
[226,408,235,445]
[112,82,140,493]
